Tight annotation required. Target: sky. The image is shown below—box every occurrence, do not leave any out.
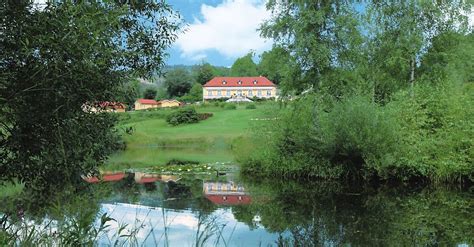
[165,0,272,67]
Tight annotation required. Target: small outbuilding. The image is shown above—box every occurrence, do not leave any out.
[134,99,159,110]
[158,99,182,108]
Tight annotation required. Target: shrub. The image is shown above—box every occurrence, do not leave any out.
[239,95,401,181]
[225,104,237,110]
[245,104,256,109]
[198,112,213,121]
[166,108,200,126]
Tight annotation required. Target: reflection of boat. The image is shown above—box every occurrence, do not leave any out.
[83,172,126,183]
[83,172,179,184]
[203,181,251,205]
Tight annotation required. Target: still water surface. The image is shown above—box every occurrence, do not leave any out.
[3,171,473,246]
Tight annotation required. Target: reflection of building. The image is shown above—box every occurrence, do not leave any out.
[84,172,126,183]
[203,76,277,100]
[203,181,251,205]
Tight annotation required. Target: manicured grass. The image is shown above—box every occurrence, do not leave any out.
[105,102,276,170]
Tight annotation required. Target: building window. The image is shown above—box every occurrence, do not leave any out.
[267,90,271,96]
[208,90,212,96]
[248,90,252,96]
[253,80,257,85]
[226,90,230,96]
[217,90,221,96]
[238,80,242,85]
[258,90,262,96]
[238,90,242,96]
[222,80,227,85]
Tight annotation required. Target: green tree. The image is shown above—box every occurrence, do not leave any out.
[194,62,215,85]
[155,86,168,101]
[179,83,203,103]
[257,46,292,85]
[143,87,158,99]
[0,1,180,190]
[165,68,193,97]
[260,1,366,95]
[419,32,474,85]
[117,79,140,110]
[366,1,471,101]
[230,52,258,76]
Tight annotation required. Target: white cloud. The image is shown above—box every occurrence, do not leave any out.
[175,0,272,60]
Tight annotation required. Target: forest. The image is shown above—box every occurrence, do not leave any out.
[238,1,474,184]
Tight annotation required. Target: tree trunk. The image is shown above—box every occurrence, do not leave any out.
[409,57,415,97]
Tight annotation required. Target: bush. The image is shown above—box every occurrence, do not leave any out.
[245,104,256,109]
[198,112,213,120]
[225,104,237,110]
[239,82,474,184]
[239,95,401,181]
[166,108,200,126]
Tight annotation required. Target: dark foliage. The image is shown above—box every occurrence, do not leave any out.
[0,1,181,190]
[166,108,200,126]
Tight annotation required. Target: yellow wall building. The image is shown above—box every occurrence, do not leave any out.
[203,76,277,100]
[134,99,159,110]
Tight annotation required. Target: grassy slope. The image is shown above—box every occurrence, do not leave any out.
[106,103,275,170]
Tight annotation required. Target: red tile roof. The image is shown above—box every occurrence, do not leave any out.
[205,195,251,205]
[137,99,159,105]
[203,77,275,87]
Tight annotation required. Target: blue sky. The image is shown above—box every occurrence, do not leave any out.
[165,0,272,67]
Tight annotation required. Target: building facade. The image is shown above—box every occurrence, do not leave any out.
[203,76,277,100]
[158,99,181,108]
[134,99,159,110]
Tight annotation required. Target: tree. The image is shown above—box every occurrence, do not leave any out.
[143,87,158,99]
[117,78,140,110]
[366,1,471,101]
[258,46,292,85]
[179,83,203,103]
[230,52,258,76]
[194,62,215,85]
[260,1,365,95]
[0,1,181,190]
[164,68,193,97]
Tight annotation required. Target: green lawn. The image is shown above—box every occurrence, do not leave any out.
[105,103,276,170]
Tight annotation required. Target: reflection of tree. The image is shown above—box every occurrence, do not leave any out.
[241,179,474,246]
[0,185,104,245]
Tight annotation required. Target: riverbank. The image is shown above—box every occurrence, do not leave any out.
[105,102,277,170]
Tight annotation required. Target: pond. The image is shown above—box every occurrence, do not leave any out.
[1,171,473,246]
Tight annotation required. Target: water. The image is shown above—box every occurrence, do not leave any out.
[1,171,473,246]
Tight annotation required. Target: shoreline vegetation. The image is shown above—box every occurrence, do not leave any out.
[237,84,473,185]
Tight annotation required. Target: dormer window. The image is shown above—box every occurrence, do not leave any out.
[222,80,227,85]
[238,80,242,85]
[253,80,257,85]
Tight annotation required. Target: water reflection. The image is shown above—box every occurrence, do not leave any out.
[1,172,473,246]
[203,181,251,206]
